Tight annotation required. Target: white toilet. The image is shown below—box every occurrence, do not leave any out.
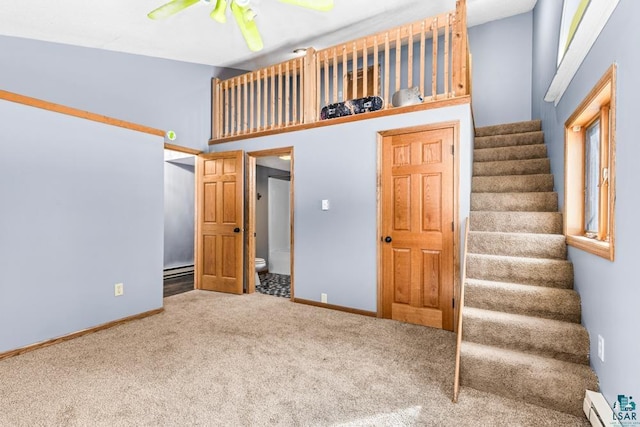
[255,258,267,286]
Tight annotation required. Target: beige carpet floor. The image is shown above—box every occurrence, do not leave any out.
[0,291,588,426]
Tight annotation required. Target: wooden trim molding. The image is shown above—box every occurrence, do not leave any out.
[0,308,164,362]
[164,143,202,155]
[293,298,377,318]
[0,90,165,137]
[564,64,616,261]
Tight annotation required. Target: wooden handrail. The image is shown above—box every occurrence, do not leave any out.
[453,216,470,403]
[209,0,469,143]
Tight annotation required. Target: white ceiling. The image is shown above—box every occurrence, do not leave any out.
[0,0,537,70]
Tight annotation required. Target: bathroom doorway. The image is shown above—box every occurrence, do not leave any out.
[247,147,294,300]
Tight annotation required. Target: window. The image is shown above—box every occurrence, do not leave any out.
[564,64,616,260]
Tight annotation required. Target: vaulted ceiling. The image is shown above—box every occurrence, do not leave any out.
[0,0,537,70]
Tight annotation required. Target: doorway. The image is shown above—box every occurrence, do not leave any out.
[247,148,294,300]
[163,147,198,297]
[378,123,459,331]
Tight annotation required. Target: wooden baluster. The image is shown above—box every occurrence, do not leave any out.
[230,80,236,136]
[300,56,305,122]
[420,20,426,98]
[384,32,390,108]
[236,78,241,135]
[249,73,254,132]
[263,68,268,130]
[342,45,348,101]
[243,74,248,133]
[224,80,229,137]
[362,39,368,97]
[352,42,357,100]
[292,60,298,124]
[432,17,438,100]
[285,62,290,126]
[270,66,276,128]
[316,52,321,114]
[395,28,401,97]
[277,63,283,128]
[445,14,450,97]
[211,78,218,140]
[407,25,413,89]
[373,36,379,97]
[323,51,329,108]
[332,48,338,104]
[256,69,262,131]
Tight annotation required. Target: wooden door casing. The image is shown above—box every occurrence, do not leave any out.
[195,151,244,294]
[380,125,456,331]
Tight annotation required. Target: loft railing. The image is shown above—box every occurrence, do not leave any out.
[210,0,470,144]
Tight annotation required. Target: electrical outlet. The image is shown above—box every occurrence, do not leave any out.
[321,293,327,303]
[114,283,124,297]
[597,334,605,362]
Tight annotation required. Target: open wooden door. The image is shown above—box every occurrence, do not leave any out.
[195,151,244,294]
[380,125,456,331]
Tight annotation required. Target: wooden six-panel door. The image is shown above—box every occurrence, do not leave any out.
[195,151,244,294]
[381,126,455,331]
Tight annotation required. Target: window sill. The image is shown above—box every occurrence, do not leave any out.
[566,235,613,261]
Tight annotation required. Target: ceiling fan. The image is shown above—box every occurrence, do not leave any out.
[147,0,334,52]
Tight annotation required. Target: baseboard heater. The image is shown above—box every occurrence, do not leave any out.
[584,390,623,427]
[163,265,194,279]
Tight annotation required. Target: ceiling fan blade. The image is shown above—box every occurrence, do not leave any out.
[230,1,264,52]
[147,0,201,20]
[278,0,333,12]
[210,0,228,23]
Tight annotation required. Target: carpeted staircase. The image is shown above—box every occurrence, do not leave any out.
[459,120,599,417]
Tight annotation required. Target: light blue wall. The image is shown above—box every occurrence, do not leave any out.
[468,12,533,127]
[212,104,473,312]
[0,99,164,353]
[164,161,195,269]
[533,0,640,406]
[0,35,218,151]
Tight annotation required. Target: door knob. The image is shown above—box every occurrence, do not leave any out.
[384,236,392,243]
[234,227,241,233]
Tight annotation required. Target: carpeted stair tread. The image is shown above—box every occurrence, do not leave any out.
[472,174,554,193]
[475,120,541,137]
[464,278,581,322]
[474,131,545,150]
[469,211,563,234]
[462,307,590,364]
[474,144,547,163]
[468,231,566,259]
[466,253,573,288]
[460,341,598,418]
[471,192,558,212]
[474,158,550,177]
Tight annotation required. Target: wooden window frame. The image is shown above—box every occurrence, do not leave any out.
[564,64,616,261]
